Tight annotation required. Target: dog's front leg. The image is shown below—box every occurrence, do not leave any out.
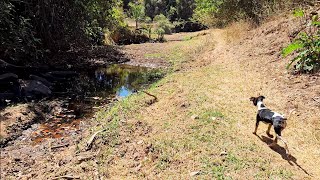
[266,124,274,138]
[253,114,260,135]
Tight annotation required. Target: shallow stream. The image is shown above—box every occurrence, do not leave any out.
[1,64,162,146]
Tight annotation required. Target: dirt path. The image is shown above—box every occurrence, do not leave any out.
[1,16,319,179]
[104,18,320,179]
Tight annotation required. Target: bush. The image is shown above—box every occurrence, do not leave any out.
[110,26,149,45]
[155,28,166,41]
[0,1,42,63]
[0,0,122,65]
[154,14,174,34]
[282,10,320,73]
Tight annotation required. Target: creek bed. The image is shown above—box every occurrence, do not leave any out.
[0,64,163,147]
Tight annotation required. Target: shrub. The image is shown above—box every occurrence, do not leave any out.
[282,10,320,73]
[155,28,165,41]
[154,14,174,34]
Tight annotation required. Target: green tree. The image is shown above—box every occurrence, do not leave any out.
[129,2,145,29]
[193,0,222,25]
[176,0,195,20]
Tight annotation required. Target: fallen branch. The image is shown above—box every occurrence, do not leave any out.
[51,143,70,150]
[52,175,80,179]
[312,97,320,104]
[141,90,158,102]
[0,59,23,69]
[85,129,105,151]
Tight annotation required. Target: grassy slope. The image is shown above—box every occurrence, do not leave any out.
[68,15,319,179]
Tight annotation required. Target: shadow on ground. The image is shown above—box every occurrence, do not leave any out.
[256,134,312,176]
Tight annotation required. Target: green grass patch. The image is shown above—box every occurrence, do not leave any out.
[182,36,193,41]
[144,53,164,59]
[201,157,229,180]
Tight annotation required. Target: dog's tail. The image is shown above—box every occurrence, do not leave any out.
[283,109,295,120]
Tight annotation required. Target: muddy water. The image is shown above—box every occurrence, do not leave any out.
[23,64,158,145]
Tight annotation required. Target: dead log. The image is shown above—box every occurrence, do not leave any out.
[0,73,18,84]
[29,75,53,87]
[0,59,23,69]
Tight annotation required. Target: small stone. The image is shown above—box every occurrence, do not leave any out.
[220,151,228,156]
[22,111,28,115]
[135,164,142,171]
[211,117,217,121]
[67,115,76,118]
[191,114,199,120]
[137,140,144,145]
[190,171,200,177]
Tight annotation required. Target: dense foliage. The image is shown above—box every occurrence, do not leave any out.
[0,0,121,65]
[1,0,318,66]
[143,0,194,21]
[192,0,318,26]
[283,10,320,73]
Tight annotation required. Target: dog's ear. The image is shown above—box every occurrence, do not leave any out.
[261,96,265,100]
[249,97,255,101]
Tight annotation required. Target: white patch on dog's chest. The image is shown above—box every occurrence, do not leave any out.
[257,101,267,110]
[272,112,284,118]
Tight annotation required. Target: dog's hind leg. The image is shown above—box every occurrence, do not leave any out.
[269,126,280,147]
[266,124,274,138]
[277,135,290,155]
[253,114,260,135]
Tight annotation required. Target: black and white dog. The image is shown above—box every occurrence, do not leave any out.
[250,96,294,155]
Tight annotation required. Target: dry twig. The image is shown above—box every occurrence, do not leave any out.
[85,129,105,151]
[52,175,80,179]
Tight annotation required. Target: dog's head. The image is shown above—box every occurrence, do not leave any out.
[249,96,265,106]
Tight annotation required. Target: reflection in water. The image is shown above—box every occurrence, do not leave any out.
[93,64,149,98]
[117,86,132,97]
[31,64,159,144]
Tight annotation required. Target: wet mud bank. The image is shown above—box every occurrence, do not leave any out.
[0,63,165,178]
[0,64,163,147]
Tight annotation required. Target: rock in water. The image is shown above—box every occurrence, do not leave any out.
[29,75,53,87]
[19,80,52,98]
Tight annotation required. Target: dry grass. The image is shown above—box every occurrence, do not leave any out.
[94,23,319,178]
[17,13,319,179]
[223,20,252,44]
